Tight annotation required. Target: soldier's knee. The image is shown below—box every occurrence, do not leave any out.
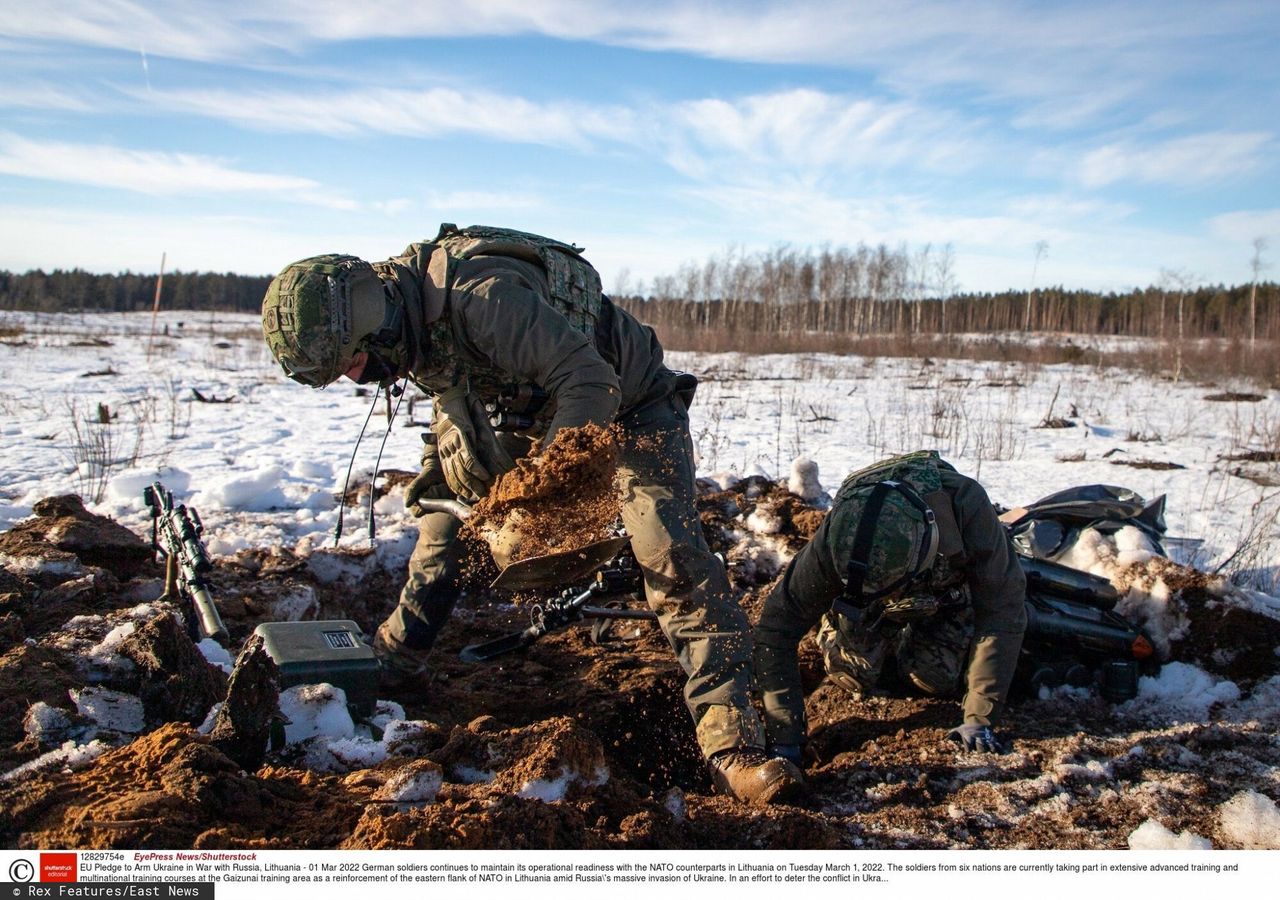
[638,544,721,597]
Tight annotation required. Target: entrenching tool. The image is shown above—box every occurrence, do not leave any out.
[413,497,657,662]
[460,547,656,663]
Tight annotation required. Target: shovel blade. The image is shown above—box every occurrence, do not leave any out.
[489,535,631,591]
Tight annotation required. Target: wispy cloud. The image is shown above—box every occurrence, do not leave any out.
[0,132,323,196]
[0,82,93,111]
[138,85,637,150]
[1077,132,1271,188]
[667,90,944,175]
[1209,209,1280,244]
[8,1,1271,126]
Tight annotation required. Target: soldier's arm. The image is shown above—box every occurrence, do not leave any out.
[453,275,620,441]
[946,471,1028,726]
[754,504,850,749]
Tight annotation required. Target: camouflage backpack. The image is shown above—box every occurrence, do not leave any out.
[409,224,604,420]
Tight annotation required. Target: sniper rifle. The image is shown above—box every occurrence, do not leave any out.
[143,482,229,644]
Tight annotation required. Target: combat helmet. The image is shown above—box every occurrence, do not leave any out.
[261,254,403,387]
[829,480,939,615]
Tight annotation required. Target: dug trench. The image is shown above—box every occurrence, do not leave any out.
[1,465,1279,849]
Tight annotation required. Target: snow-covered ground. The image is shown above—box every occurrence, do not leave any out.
[2,310,1276,591]
[3,310,1280,850]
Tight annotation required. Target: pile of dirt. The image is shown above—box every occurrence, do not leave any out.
[0,495,152,581]
[0,724,357,849]
[467,423,622,562]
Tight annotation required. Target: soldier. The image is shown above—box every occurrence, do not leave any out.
[261,224,802,804]
[753,451,1027,765]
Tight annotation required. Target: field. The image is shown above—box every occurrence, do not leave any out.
[0,311,1278,850]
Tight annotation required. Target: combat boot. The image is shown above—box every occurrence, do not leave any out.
[372,622,431,690]
[708,748,805,806]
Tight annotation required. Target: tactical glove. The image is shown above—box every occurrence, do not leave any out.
[946,723,1003,753]
[405,434,450,515]
[431,383,516,502]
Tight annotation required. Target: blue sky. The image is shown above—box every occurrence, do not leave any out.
[1,0,1277,294]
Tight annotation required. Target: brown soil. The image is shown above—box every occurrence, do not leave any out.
[466,423,622,562]
[1203,392,1265,402]
[1109,459,1186,471]
[2,481,1278,850]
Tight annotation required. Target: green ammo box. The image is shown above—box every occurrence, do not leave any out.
[254,620,380,719]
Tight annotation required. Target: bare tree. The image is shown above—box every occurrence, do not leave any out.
[934,243,957,334]
[1159,267,1196,382]
[1250,237,1268,349]
[1024,240,1048,332]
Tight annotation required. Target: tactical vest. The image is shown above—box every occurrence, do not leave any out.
[408,224,605,430]
[835,451,967,594]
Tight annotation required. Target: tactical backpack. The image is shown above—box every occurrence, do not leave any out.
[434,223,603,338]
[409,224,605,426]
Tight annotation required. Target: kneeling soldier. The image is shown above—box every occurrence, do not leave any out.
[754,451,1027,765]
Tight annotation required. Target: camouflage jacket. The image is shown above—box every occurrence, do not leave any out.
[378,225,674,440]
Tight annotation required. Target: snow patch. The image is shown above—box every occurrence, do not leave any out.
[305,551,374,585]
[1120,662,1240,722]
[516,764,609,803]
[303,736,388,773]
[451,765,497,784]
[377,762,443,805]
[197,639,234,673]
[788,456,828,504]
[193,466,290,512]
[1,739,111,783]
[1126,819,1212,850]
[270,584,318,622]
[0,553,84,578]
[23,702,74,744]
[1222,675,1280,726]
[70,687,145,734]
[1218,790,1280,849]
[107,467,191,506]
[279,683,355,744]
[745,504,782,535]
[197,703,222,735]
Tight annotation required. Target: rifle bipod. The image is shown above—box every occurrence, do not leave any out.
[460,561,655,663]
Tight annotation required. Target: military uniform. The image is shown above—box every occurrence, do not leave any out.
[753,452,1027,750]
[375,226,763,758]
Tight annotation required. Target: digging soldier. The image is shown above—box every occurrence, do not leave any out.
[261,223,804,804]
[753,451,1027,767]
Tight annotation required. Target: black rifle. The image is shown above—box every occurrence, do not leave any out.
[460,554,656,662]
[1016,554,1156,701]
[143,482,229,644]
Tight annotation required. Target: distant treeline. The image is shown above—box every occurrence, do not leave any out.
[614,244,1280,343]
[2,252,1277,343]
[0,269,272,314]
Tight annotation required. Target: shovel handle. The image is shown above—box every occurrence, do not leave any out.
[414,498,474,521]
